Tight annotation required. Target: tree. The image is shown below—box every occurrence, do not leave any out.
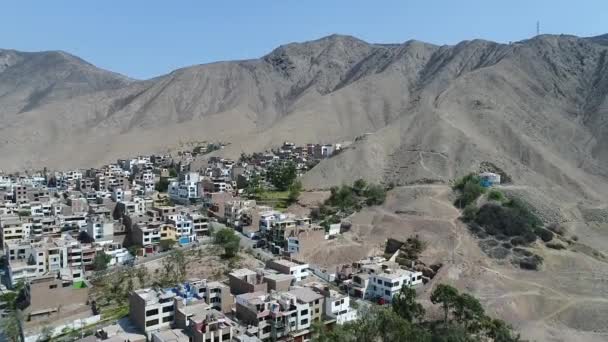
[267,161,297,191]
[92,251,112,271]
[287,180,303,204]
[482,317,521,342]
[155,178,170,192]
[453,293,485,332]
[0,309,22,342]
[246,174,263,196]
[159,250,188,286]
[159,239,176,251]
[430,284,460,324]
[363,184,386,206]
[392,285,425,323]
[135,266,148,288]
[213,228,240,258]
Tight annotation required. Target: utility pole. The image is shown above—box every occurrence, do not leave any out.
[536,21,540,36]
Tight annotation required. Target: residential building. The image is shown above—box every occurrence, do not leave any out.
[266,259,309,282]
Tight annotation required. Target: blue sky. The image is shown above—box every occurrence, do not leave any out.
[2,1,606,79]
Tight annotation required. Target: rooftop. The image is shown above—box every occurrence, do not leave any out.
[288,287,324,303]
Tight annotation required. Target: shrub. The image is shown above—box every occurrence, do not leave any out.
[364,184,386,206]
[462,205,478,222]
[546,242,566,250]
[519,255,543,270]
[487,189,505,202]
[571,235,579,241]
[510,236,526,246]
[535,227,554,242]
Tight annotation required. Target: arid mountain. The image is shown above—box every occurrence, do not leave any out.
[1,34,608,203]
[2,34,608,341]
[0,49,132,117]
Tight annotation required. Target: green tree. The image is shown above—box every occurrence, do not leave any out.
[392,284,425,323]
[0,309,22,342]
[453,293,485,332]
[482,317,522,342]
[159,239,176,251]
[363,184,386,206]
[430,284,460,324]
[213,228,241,258]
[267,161,297,191]
[246,174,263,196]
[155,177,170,192]
[92,251,112,271]
[287,180,303,204]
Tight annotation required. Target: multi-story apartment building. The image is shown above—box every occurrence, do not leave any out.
[173,301,238,342]
[132,223,162,247]
[5,236,85,285]
[0,216,28,245]
[85,216,114,241]
[235,291,312,341]
[224,199,256,228]
[167,215,195,245]
[130,280,234,336]
[188,213,209,237]
[130,288,177,334]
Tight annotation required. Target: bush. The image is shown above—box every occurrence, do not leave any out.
[364,184,386,206]
[535,227,554,242]
[519,255,543,270]
[462,205,478,222]
[487,189,505,202]
[546,242,566,250]
[510,236,526,246]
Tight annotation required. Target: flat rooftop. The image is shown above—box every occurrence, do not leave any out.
[288,287,323,303]
[230,268,257,277]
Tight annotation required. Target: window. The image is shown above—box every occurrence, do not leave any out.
[49,284,57,289]
[384,281,392,287]
[162,315,173,323]
[300,309,308,315]
[315,308,320,314]
[146,319,159,327]
[384,290,391,296]
[263,326,272,334]
[146,308,159,316]
[314,299,319,305]
[162,305,174,313]
[301,319,309,325]
[38,262,43,265]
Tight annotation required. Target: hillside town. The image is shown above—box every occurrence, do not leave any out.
[0,142,430,342]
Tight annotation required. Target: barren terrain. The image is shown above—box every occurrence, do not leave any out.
[298,185,608,341]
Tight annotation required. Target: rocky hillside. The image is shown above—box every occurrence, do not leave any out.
[1,34,608,207]
[0,49,132,117]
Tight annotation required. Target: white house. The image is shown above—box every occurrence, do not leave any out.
[369,268,423,303]
[324,291,357,324]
